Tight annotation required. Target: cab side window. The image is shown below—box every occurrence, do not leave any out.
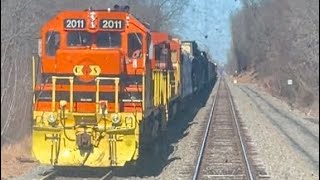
[155,45,161,60]
[128,33,142,58]
[45,31,60,56]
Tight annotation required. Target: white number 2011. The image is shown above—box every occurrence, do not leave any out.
[66,19,85,29]
[102,20,122,29]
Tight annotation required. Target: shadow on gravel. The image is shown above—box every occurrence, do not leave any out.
[49,167,113,178]
[113,82,216,178]
[45,83,216,179]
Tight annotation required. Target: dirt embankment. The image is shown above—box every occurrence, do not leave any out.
[1,136,38,179]
[233,72,319,118]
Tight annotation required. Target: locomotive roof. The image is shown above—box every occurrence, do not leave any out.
[43,7,151,33]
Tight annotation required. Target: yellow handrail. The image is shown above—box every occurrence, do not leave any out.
[70,79,74,112]
[32,56,36,104]
[32,56,35,92]
[96,79,100,113]
[115,79,119,113]
[51,76,74,112]
[142,54,146,111]
[95,77,120,113]
[52,78,56,111]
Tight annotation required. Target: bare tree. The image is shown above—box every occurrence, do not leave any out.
[228,0,319,114]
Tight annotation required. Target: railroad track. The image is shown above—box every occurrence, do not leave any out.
[38,168,113,180]
[192,77,256,180]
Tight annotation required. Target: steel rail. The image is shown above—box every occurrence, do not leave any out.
[192,77,221,180]
[38,169,57,180]
[225,78,254,180]
[98,170,113,180]
[192,76,255,180]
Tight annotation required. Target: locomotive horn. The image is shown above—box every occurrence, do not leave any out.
[123,5,130,12]
[114,4,120,11]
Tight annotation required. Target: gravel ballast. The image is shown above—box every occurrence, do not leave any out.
[150,81,219,180]
[227,78,319,180]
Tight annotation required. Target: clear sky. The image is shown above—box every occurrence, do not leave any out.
[176,0,242,65]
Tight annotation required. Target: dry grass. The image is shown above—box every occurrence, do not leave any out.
[1,136,38,179]
[233,70,319,118]
[234,70,257,84]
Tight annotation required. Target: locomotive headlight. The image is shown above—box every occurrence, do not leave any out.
[111,114,121,125]
[47,113,56,123]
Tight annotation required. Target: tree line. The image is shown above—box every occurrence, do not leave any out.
[227,0,319,114]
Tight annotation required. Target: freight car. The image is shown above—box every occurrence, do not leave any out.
[31,5,217,167]
[181,41,216,93]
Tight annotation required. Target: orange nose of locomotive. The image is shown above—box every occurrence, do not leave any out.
[55,49,123,80]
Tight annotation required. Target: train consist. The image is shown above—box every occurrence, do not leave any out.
[32,5,217,167]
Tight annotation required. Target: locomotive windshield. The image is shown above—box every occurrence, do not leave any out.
[96,32,121,47]
[67,31,92,46]
[66,31,121,48]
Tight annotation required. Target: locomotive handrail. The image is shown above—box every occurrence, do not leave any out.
[32,56,36,104]
[40,75,122,114]
[95,77,120,113]
[51,76,74,112]
[122,99,143,102]
[32,56,36,92]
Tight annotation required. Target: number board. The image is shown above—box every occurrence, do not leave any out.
[100,19,124,30]
[64,19,86,29]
